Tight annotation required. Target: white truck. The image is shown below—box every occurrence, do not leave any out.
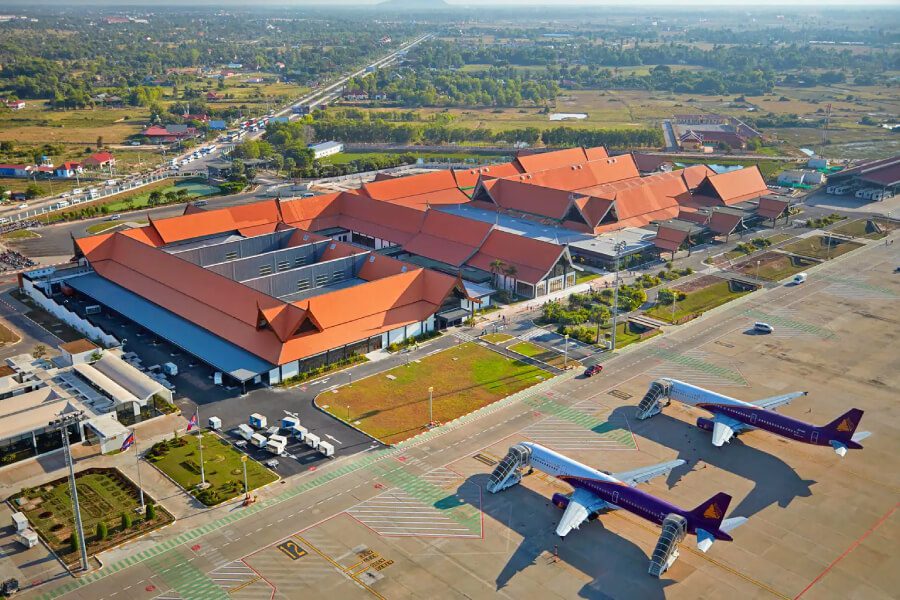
[318,441,334,457]
[236,424,254,441]
[304,433,320,449]
[249,413,267,429]
[250,433,268,448]
[207,416,222,431]
[281,416,299,430]
[16,528,38,549]
[266,434,288,455]
[163,362,178,377]
[291,424,308,442]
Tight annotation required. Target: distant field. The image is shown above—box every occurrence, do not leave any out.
[320,149,508,166]
[0,103,148,144]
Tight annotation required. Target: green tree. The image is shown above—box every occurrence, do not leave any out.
[25,183,46,199]
[96,521,108,540]
[148,190,162,206]
[69,531,79,553]
[121,511,132,530]
[145,502,156,521]
[31,344,47,359]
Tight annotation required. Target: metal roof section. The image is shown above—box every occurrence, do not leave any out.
[63,273,275,381]
[91,352,168,404]
[568,227,657,258]
[73,362,140,406]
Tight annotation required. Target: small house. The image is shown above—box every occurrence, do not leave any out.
[83,152,116,169]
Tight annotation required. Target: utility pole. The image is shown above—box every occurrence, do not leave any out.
[241,455,249,495]
[610,241,626,352]
[195,408,206,487]
[51,407,89,572]
[563,334,569,367]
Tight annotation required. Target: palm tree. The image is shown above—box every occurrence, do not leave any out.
[489,259,506,286]
[503,264,518,292]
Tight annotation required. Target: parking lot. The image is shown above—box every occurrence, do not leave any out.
[61,293,380,477]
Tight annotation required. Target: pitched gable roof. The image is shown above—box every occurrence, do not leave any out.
[704,166,768,206]
[465,230,567,285]
[403,211,493,267]
[513,146,608,173]
[149,199,281,244]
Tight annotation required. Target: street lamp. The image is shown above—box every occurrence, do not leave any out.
[240,455,249,496]
[563,334,569,367]
[50,407,89,572]
[755,260,761,281]
[428,386,434,427]
[610,241,627,352]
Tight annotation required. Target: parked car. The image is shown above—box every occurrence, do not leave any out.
[754,322,774,334]
[793,273,808,284]
[583,364,603,378]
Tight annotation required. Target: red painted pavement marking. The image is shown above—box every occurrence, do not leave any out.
[191,544,201,552]
[307,466,317,471]
[145,585,156,592]
[374,483,384,489]
[397,456,408,462]
[793,502,898,599]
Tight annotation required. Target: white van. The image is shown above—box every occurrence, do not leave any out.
[304,433,320,449]
[793,273,807,284]
[318,441,334,457]
[250,433,268,448]
[291,424,308,441]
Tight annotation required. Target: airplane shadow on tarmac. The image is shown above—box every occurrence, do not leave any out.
[609,407,816,518]
[457,474,673,599]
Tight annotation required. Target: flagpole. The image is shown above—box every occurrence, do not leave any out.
[134,430,145,511]
[196,408,206,486]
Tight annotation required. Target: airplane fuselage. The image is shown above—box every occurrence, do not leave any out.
[524,443,724,538]
[667,379,832,448]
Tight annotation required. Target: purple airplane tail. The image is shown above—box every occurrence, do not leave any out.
[688,492,732,535]
[822,408,865,447]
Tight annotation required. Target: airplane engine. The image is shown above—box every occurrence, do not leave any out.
[551,494,598,520]
[552,493,569,510]
[696,417,715,432]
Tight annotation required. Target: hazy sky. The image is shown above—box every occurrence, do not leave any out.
[16,0,899,5]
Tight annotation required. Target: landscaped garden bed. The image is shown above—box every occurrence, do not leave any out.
[7,468,173,567]
[644,276,755,324]
[732,251,818,281]
[781,235,864,260]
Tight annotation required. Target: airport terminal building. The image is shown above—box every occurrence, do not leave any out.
[24,147,773,388]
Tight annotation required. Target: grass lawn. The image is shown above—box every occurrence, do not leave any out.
[55,179,220,222]
[575,272,601,284]
[481,332,513,343]
[735,252,818,281]
[9,468,173,562]
[508,341,575,368]
[830,218,892,240]
[320,149,507,166]
[603,321,660,349]
[1,229,39,240]
[0,319,19,345]
[320,343,549,444]
[147,431,278,506]
[781,235,864,260]
[765,233,795,245]
[645,280,753,323]
[86,220,146,235]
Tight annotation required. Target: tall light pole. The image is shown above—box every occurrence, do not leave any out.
[610,241,627,352]
[195,408,206,487]
[427,386,434,427]
[240,455,249,496]
[51,407,89,572]
[563,334,569,367]
[756,260,761,281]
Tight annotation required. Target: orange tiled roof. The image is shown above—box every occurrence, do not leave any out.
[358,170,460,201]
[466,230,567,285]
[78,230,462,366]
[704,167,768,206]
[680,164,717,189]
[757,196,789,219]
[452,163,522,189]
[149,199,281,244]
[513,146,608,173]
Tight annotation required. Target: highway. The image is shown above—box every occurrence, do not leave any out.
[0,33,432,225]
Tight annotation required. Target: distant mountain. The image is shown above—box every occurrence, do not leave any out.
[379,0,450,9]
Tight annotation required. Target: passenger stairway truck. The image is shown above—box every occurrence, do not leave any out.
[636,380,673,420]
[648,514,687,577]
[486,444,533,493]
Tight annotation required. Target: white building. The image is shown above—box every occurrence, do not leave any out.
[309,141,344,160]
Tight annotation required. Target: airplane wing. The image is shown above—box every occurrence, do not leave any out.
[711,415,743,446]
[752,391,807,411]
[613,459,686,487]
[555,487,610,538]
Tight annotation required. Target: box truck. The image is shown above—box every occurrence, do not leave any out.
[304,433,320,449]
[291,424,308,442]
[251,433,268,448]
[281,416,299,430]
[207,416,222,430]
[236,424,254,441]
[249,413,267,429]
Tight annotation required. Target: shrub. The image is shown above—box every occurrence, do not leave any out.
[69,531,79,553]
[121,512,132,530]
[197,488,221,506]
[96,521,108,541]
[145,502,156,520]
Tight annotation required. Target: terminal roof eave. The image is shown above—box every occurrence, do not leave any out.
[64,273,275,382]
